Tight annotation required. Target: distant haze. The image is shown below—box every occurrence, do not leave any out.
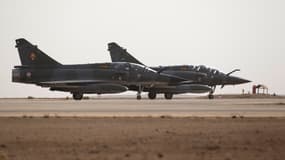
[0,0,284,97]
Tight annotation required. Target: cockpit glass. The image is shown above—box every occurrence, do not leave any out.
[199,65,206,69]
[196,66,200,71]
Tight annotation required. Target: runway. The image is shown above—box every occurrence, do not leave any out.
[0,97,285,117]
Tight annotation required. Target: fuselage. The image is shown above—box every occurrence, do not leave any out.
[12,62,168,87]
[151,65,250,87]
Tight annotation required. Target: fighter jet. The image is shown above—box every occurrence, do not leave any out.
[12,39,212,100]
[108,42,251,99]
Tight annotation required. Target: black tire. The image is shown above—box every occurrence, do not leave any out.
[137,95,142,100]
[208,94,214,99]
[148,92,157,99]
[164,93,173,100]
[73,93,83,100]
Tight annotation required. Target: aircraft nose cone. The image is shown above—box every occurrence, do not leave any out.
[229,76,251,84]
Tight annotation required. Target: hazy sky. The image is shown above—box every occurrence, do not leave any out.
[0,0,284,97]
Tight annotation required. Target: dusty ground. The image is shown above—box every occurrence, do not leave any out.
[0,117,284,160]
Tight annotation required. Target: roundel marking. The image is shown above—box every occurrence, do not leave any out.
[29,52,36,61]
[26,72,32,78]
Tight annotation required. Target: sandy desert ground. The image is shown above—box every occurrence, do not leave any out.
[0,117,284,160]
[0,97,285,160]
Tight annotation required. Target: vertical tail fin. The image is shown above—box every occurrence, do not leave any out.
[15,38,61,66]
[107,42,144,65]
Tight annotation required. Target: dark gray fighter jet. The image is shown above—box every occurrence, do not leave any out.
[12,39,212,100]
[108,42,251,99]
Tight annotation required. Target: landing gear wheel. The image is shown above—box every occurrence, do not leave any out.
[136,84,143,100]
[208,86,216,100]
[208,94,214,99]
[164,93,173,100]
[137,95,142,100]
[73,93,83,100]
[148,92,157,99]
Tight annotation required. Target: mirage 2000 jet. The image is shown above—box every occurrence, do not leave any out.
[12,39,212,100]
[108,42,251,99]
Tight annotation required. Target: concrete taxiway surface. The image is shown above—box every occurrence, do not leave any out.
[0,98,285,117]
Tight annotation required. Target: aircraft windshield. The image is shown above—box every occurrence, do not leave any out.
[192,65,222,75]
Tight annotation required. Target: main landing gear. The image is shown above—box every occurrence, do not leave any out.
[137,93,142,100]
[208,93,214,99]
[148,92,157,99]
[143,91,174,100]
[73,93,83,100]
[164,93,173,100]
[208,86,216,99]
[147,92,173,100]
[137,85,143,100]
